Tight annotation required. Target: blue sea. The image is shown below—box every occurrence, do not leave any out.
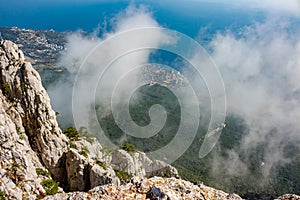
[0,0,267,38]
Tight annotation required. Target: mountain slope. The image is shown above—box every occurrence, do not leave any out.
[2,39,296,200]
[0,40,69,199]
[0,39,239,200]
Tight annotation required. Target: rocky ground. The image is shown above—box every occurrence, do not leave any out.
[44,176,242,200]
[0,40,299,199]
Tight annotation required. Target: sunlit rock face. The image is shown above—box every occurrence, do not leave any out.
[0,40,69,199]
[0,40,180,199]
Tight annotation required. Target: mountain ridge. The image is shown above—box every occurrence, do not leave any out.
[0,39,237,200]
[0,40,298,200]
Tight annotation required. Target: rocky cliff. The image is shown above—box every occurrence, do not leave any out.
[0,40,183,199]
[0,40,69,199]
[0,40,296,200]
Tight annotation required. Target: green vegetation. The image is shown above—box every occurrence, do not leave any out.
[2,83,11,93]
[20,82,26,91]
[10,162,20,175]
[115,171,132,185]
[0,191,6,200]
[79,146,89,157]
[36,168,50,177]
[63,127,79,141]
[69,141,77,149]
[41,179,59,195]
[64,126,96,144]
[98,84,181,152]
[16,126,20,134]
[96,160,107,170]
[121,142,136,153]
[94,83,300,198]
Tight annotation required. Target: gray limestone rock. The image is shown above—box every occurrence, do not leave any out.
[111,149,179,178]
[0,40,68,199]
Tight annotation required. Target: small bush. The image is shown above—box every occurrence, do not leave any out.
[79,146,89,157]
[41,179,59,195]
[115,171,132,185]
[96,160,107,170]
[63,127,79,141]
[164,170,172,178]
[16,126,20,133]
[36,168,50,177]
[11,162,20,174]
[69,141,77,149]
[121,142,136,153]
[0,191,6,200]
[2,83,10,93]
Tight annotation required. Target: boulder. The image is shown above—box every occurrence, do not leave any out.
[66,139,120,191]
[89,164,120,188]
[111,149,179,178]
[65,149,87,191]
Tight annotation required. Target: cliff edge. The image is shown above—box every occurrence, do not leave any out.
[0,40,246,199]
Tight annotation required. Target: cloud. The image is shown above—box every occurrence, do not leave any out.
[189,0,300,16]
[111,4,159,32]
[48,5,171,128]
[238,0,300,16]
[208,17,300,180]
[47,1,300,186]
[257,0,300,15]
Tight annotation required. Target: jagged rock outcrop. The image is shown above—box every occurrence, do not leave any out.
[0,40,69,199]
[43,176,243,200]
[111,149,179,178]
[65,141,119,191]
[66,138,179,192]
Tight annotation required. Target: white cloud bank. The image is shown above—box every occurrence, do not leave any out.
[257,0,300,15]
[208,16,300,180]
[48,5,171,127]
[190,0,300,16]
[48,2,300,185]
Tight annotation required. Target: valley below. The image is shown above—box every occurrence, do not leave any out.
[0,27,300,200]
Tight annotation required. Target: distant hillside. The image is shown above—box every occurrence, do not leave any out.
[97,83,300,199]
[0,39,245,200]
[0,27,69,88]
[0,27,66,68]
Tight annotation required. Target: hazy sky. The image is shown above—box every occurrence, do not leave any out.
[0,1,283,35]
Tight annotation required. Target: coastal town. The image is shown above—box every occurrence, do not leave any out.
[0,27,66,69]
[0,26,187,89]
